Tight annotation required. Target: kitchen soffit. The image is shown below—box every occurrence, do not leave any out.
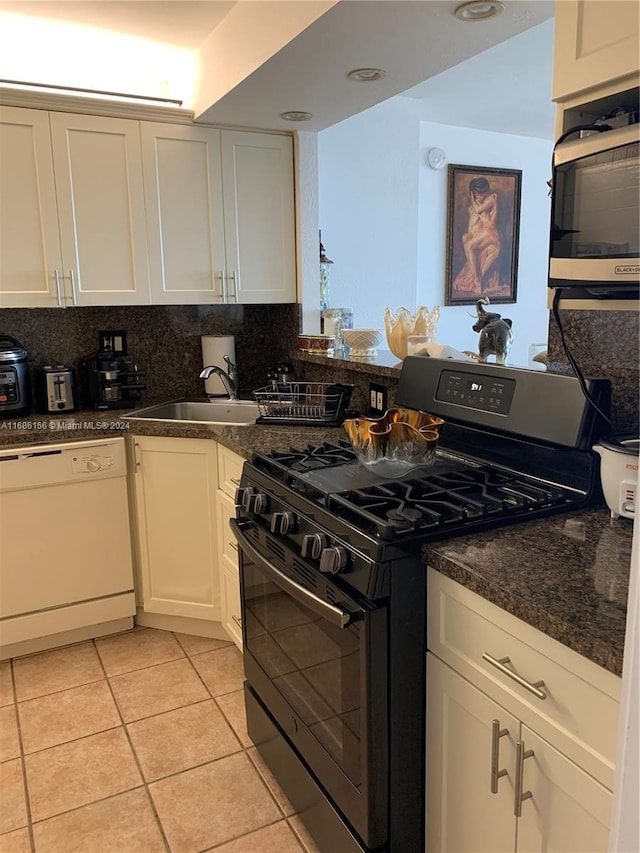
[0,0,554,133]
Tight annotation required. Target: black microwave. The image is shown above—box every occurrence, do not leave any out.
[549,123,639,298]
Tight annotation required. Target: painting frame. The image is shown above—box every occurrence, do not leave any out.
[445,164,522,306]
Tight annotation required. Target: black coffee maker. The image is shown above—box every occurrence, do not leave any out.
[82,331,146,410]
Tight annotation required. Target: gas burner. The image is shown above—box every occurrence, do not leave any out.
[386,506,423,527]
[257,440,356,474]
[325,465,571,540]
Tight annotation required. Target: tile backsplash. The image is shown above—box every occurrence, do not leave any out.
[0,304,301,404]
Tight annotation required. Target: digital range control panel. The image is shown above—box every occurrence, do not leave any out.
[435,369,516,415]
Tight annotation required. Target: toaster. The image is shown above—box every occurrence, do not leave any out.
[36,365,77,413]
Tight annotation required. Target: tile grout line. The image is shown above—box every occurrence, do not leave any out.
[167,633,303,845]
[199,814,307,852]
[5,630,312,852]
[9,659,36,853]
[92,637,173,853]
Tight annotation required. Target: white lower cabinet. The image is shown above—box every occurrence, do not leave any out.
[427,655,611,853]
[131,436,222,629]
[516,726,612,853]
[427,654,519,853]
[426,568,620,853]
[215,445,244,649]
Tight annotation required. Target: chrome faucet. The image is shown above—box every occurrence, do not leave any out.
[200,356,238,400]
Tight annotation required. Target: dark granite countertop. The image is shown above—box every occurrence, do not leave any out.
[0,407,632,676]
[425,508,632,677]
[0,405,346,455]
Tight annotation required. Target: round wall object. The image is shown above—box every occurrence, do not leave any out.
[428,148,446,170]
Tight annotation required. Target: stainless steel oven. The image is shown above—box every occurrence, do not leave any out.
[231,359,611,853]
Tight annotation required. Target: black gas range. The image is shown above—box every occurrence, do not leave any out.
[231,359,610,853]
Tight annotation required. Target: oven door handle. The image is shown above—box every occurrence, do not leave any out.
[230,518,353,629]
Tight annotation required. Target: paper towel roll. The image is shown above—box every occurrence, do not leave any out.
[201,335,236,396]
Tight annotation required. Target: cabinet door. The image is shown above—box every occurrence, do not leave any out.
[216,489,242,650]
[427,654,519,853]
[141,122,226,304]
[0,106,64,307]
[133,436,220,621]
[516,726,611,853]
[552,1,640,101]
[50,112,150,305]
[221,131,296,304]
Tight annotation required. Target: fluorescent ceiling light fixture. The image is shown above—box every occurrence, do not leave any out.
[280,111,312,121]
[454,1,504,21]
[347,68,386,82]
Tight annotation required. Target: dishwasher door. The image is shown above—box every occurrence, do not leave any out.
[0,437,135,649]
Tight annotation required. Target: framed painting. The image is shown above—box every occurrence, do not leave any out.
[445,164,522,306]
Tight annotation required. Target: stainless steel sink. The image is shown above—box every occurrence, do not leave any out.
[124,399,260,427]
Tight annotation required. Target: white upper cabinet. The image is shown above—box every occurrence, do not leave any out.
[0,107,64,307]
[50,112,151,305]
[221,131,296,304]
[1,105,297,308]
[141,123,296,305]
[552,0,640,102]
[141,122,226,304]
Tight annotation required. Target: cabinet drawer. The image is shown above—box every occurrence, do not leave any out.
[427,569,621,789]
[217,444,244,498]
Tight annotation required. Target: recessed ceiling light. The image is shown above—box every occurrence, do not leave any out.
[280,111,312,122]
[454,1,504,21]
[347,68,386,83]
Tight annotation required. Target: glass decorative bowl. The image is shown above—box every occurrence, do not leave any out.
[343,407,444,477]
[384,306,440,359]
[342,328,384,357]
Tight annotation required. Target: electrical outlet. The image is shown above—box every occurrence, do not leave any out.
[369,383,387,415]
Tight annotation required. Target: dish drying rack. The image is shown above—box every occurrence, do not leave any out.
[253,382,354,425]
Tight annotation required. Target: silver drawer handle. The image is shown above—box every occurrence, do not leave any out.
[230,478,241,486]
[229,541,238,552]
[231,614,243,629]
[490,719,509,793]
[482,653,547,700]
[514,740,534,816]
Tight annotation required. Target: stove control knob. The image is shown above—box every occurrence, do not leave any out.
[246,491,268,514]
[319,545,348,574]
[301,533,326,560]
[271,511,296,535]
[238,486,268,513]
[234,486,249,507]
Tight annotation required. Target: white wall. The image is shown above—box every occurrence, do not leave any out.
[319,98,553,367]
[318,97,423,328]
[418,120,553,366]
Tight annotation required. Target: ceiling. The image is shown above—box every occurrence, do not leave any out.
[0,0,556,137]
[0,1,236,48]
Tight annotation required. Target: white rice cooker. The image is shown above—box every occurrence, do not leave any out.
[593,435,639,519]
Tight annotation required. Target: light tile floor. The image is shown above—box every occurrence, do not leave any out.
[0,627,321,853]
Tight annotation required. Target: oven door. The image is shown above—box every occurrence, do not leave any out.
[230,517,388,849]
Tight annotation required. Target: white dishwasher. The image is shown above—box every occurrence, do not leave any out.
[0,436,136,659]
